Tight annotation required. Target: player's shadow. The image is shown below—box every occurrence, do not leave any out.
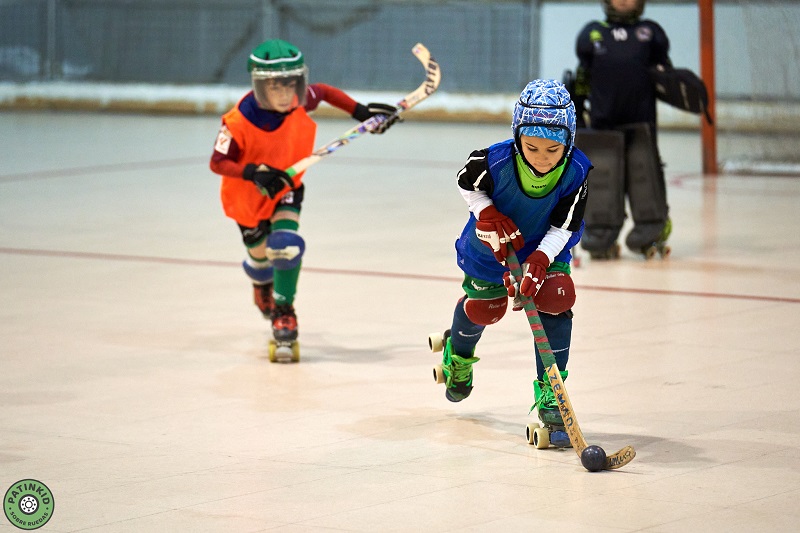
[463,411,712,467]
[255,331,419,364]
[338,408,718,467]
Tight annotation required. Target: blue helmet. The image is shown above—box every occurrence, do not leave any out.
[512,79,577,167]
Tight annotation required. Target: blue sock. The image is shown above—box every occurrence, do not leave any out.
[450,298,485,355]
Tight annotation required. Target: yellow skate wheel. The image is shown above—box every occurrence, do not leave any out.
[432,364,446,384]
[428,332,444,352]
[268,340,277,363]
[643,245,657,260]
[526,423,550,449]
[659,245,672,258]
[533,427,550,449]
[268,340,296,363]
[526,423,537,444]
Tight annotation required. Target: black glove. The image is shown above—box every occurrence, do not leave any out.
[352,102,401,134]
[242,163,292,199]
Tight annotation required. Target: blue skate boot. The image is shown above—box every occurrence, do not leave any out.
[527,370,571,448]
[430,332,480,403]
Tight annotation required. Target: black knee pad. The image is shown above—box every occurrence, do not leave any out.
[238,219,271,247]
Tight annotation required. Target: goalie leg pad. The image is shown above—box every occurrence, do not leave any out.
[575,129,626,229]
[266,230,305,270]
[623,123,668,225]
[463,296,508,326]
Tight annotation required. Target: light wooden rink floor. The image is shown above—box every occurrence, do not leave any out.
[2,111,800,532]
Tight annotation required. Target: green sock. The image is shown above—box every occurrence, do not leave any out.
[274,263,300,305]
[272,216,300,305]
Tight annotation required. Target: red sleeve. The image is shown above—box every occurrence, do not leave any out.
[305,83,358,115]
[209,123,246,178]
[210,150,246,178]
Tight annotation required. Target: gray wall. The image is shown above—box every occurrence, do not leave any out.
[0,0,537,94]
[1,0,799,102]
[541,1,800,101]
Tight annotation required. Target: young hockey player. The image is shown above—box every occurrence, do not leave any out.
[431,79,589,439]
[209,39,399,360]
[572,0,673,259]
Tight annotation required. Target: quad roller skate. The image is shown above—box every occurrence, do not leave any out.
[526,371,572,449]
[269,303,299,363]
[253,282,274,319]
[626,218,671,260]
[588,243,620,261]
[580,228,621,261]
[428,329,480,402]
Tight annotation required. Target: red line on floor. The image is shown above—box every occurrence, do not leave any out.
[2,246,798,304]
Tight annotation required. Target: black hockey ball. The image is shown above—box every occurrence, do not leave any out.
[580,445,607,472]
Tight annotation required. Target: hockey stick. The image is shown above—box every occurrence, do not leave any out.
[284,43,440,178]
[505,246,635,470]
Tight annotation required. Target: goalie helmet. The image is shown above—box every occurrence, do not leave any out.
[602,0,645,24]
[247,39,308,109]
[512,79,576,173]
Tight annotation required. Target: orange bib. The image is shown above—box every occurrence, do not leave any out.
[220,101,316,227]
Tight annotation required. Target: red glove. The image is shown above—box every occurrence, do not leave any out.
[475,205,523,265]
[519,250,550,297]
[502,271,516,298]
[503,270,522,311]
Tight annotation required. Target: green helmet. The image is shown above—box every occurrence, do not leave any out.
[248,39,308,109]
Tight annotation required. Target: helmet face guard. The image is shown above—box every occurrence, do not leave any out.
[250,66,308,110]
[248,39,308,110]
[512,79,576,175]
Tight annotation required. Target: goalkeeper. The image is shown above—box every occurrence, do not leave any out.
[573,0,673,259]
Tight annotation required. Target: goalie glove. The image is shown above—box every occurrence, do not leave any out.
[475,205,523,265]
[352,102,401,134]
[242,163,293,199]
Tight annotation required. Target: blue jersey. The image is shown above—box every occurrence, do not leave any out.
[455,140,590,284]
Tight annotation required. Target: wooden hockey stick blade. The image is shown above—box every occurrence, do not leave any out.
[506,245,635,470]
[544,362,636,470]
[397,43,441,111]
[285,43,441,177]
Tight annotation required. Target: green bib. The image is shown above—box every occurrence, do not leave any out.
[516,154,564,198]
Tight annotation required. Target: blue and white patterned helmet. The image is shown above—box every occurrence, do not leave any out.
[512,79,576,160]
